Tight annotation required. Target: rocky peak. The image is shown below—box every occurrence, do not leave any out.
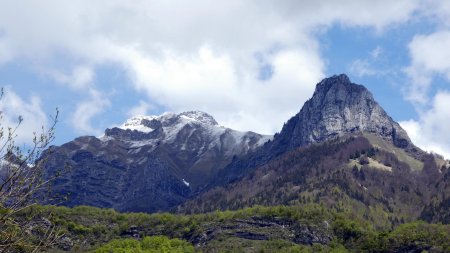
[118,111,218,133]
[272,74,414,153]
[104,111,270,152]
[179,111,218,126]
[120,115,158,133]
[312,74,369,101]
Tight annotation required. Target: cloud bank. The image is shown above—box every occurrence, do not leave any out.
[2,0,450,158]
[0,0,422,134]
[0,88,48,144]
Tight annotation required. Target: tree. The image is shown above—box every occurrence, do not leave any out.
[94,236,195,253]
[0,88,61,252]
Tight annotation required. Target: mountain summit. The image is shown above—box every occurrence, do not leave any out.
[272,74,415,154]
[117,111,219,134]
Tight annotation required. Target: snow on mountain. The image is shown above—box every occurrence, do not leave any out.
[182,179,190,187]
[114,111,271,149]
[120,115,157,133]
[179,111,218,125]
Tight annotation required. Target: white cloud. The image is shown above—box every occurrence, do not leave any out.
[72,89,110,135]
[0,40,12,65]
[420,0,450,28]
[370,46,383,59]
[42,65,94,90]
[405,30,450,104]
[403,29,450,158]
[349,46,388,78]
[287,0,420,31]
[0,0,423,134]
[128,101,153,118]
[350,59,377,77]
[0,88,48,144]
[400,91,450,159]
[113,44,323,133]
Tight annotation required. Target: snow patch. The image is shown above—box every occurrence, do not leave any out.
[179,111,218,125]
[119,115,156,133]
[114,111,273,152]
[99,135,114,142]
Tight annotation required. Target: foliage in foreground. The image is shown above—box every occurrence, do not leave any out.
[94,236,194,253]
[6,204,449,252]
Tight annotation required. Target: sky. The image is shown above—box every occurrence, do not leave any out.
[0,1,450,159]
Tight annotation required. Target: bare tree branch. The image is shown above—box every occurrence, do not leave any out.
[0,89,62,252]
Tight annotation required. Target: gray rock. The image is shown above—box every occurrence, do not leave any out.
[275,74,413,152]
[189,216,332,247]
[58,235,74,251]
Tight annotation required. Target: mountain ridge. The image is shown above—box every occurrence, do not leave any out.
[41,74,446,217]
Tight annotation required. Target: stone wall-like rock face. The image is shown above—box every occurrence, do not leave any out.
[190,217,332,248]
[273,74,413,153]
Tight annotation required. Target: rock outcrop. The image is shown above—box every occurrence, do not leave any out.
[272,74,414,154]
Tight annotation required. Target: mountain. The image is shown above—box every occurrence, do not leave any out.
[210,74,426,187]
[41,111,270,212]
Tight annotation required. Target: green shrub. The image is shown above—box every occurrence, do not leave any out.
[94,236,195,253]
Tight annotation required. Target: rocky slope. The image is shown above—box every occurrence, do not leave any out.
[41,111,270,212]
[212,74,425,186]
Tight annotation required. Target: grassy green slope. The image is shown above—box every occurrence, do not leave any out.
[362,133,423,171]
[6,204,449,252]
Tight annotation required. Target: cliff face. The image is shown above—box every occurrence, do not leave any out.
[273,74,413,153]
